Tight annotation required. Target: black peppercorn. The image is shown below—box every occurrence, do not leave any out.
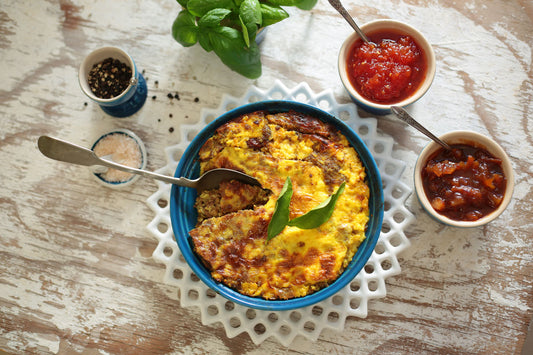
[87,57,132,99]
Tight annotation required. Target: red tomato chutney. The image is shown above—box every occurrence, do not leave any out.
[421,144,507,222]
[347,30,427,104]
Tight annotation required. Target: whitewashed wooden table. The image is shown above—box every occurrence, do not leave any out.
[1,0,532,354]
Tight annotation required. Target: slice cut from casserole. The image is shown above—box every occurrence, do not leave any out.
[195,180,270,222]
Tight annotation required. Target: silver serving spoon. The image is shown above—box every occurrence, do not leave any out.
[391,106,452,151]
[37,135,260,192]
[327,0,370,43]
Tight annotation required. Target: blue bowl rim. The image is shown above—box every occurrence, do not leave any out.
[170,100,384,311]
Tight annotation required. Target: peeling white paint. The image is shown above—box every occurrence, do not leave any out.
[1,0,531,353]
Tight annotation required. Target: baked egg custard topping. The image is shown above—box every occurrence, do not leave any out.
[190,110,370,300]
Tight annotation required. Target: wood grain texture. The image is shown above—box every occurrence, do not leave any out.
[1,0,531,354]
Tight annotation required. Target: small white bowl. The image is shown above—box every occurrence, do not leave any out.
[91,129,147,189]
[338,19,436,115]
[79,46,147,117]
[414,131,514,227]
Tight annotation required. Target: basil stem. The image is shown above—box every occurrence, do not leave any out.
[287,182,346,229]
[266,177,292,242]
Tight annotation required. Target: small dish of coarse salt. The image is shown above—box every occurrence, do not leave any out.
[91,129,147,188]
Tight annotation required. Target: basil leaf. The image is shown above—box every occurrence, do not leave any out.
[209,26,262,78]
[288,182,346,229]
[239,0,261,45]
[267,177,293,241]
[172,10,199,47]
[264,0,304,6]
[176,0,189,8]
[240,0,262,25]
[199,8,232,27]
[198,31,213,51]
[187,0,234,17]
[296,0,318,10]
[259,4,289,26]
[197,8,232,51]
[239,15,251,47]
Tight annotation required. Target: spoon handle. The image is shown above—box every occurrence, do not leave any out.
[37,136,195,187]
[327,0,370,43]
[390,106,453,151]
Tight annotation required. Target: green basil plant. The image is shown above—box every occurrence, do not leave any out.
[172,0,317,79]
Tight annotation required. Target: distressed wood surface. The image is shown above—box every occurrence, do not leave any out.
[1,0,532,354]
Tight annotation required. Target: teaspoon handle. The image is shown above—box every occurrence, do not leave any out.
[327,0,370,43]
[37,136,195,187]
[391,106,453,151]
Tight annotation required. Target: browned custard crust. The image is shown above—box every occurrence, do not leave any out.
[190,110,370,300]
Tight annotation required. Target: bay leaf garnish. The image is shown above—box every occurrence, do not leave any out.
[288,181,346,229]
[266,178,346,242]
[266,177,293,242]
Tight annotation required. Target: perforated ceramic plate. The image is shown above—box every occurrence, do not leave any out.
[146,81,413,346]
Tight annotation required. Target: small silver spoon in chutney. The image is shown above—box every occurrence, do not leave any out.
[391,106,452,151]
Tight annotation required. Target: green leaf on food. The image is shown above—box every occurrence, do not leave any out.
[288,182,346,229]
[266,179,346,242]
[172,10,199,47]
[209,26,262,79]
[259,4,289,26]
[187,0,234,17]
[267,177,293,242]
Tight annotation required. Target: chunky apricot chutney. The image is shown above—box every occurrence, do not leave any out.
[347,30,427,104]
[422,144,507,221]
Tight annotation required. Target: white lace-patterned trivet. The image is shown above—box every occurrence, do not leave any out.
[146,81,414,346]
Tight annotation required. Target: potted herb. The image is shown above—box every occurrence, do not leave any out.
[172,0,317,79]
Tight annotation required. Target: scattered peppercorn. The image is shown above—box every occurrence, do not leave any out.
[169,127,174,133]
[84,102,88,106]
[169,113,173,118]
[88,57,132,99]
[194,97,199,102]
[174,93,180,100]
[167,93,173,99]
[152,95,157,100]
